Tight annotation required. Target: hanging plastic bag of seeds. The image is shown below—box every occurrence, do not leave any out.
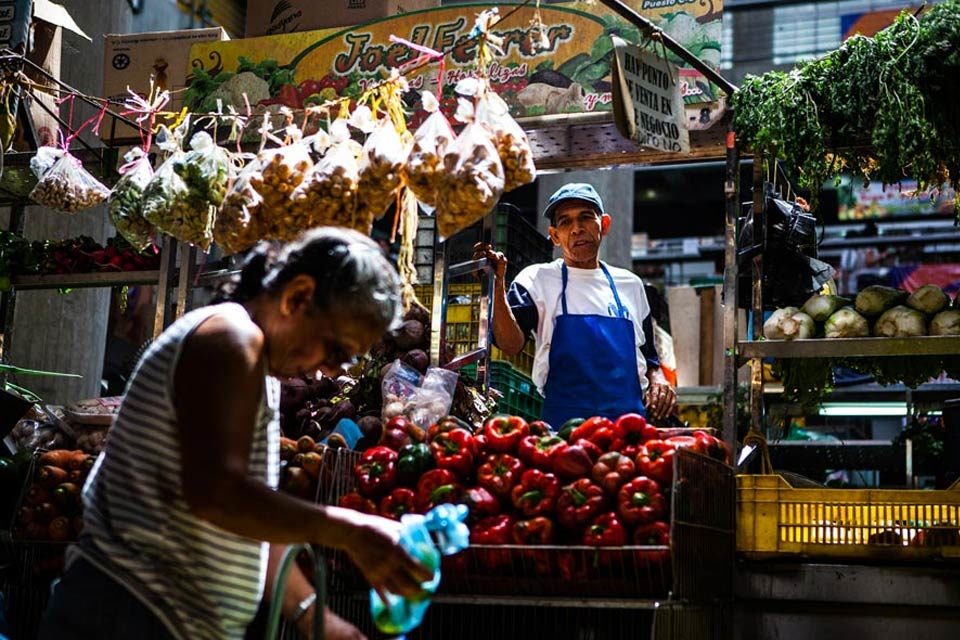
[290,120,363,234]
[476,86,536,192]
[254,138,314,241]
[142,131,229,250]
[108,148,156,250]
[29,146,110,213]
[435,102,505,239]
[357,119,410,223]
[215,159,264,256]
[403,92,456,208]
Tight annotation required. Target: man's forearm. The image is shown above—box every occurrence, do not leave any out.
[646,366,668,386]
[493,280,525,355]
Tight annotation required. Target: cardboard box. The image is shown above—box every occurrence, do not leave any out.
[244,0,439,38]
[101,27,229,143]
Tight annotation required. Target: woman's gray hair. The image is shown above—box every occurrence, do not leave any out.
[222,228,402,332]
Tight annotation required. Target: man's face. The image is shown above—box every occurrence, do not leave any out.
[548,200,611,266]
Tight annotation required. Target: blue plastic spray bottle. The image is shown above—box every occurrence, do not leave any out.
[369,503,470,635]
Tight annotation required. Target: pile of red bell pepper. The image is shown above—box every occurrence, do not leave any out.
[339,412,730,572]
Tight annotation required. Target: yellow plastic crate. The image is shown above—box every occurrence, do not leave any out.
[737,474,960,561]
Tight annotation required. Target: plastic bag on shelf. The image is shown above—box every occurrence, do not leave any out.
[252,139,314,241]
[290,120,362,234]
[215,160,264,255]
[142,131,228,250]
[476,89,536,192]
[436,118,504,239]
[357,119,409,222]
[29,146,110,213]
[381,359,424,422]
[404,92,456,207]
[108,148,156,250]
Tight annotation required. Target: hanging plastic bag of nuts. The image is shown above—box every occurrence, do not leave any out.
[255,139,315,242]
[356,118,410,223]
[142,131,229,250]
[435,102,505,239]
[108,148,156,250]
[215,159,264,255]
[476,87,536,192]
[403,91,456,208]
[29,146,110,213]
[290,120,363,233]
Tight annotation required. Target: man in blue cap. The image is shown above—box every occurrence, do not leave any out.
[474,183,676,429]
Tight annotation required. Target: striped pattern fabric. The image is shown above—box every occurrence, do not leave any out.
[74,303,280,639]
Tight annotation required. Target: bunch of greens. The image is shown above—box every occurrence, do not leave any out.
[733,1,960,208]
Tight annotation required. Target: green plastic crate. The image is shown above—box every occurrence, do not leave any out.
[464,361,544,422]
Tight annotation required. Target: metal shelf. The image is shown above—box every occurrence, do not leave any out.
[11,271,161,290]
[739,336,960,359]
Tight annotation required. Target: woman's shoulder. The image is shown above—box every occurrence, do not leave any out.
[178,304,265,365]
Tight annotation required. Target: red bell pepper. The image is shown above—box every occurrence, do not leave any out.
[592,451,636,495]
[693,431,732,463]
[635,440,677,487]
[617,476,666,525]
[633,521,671,564]
[379,487,417,520]
[528,420,553,437]
[556,478,607,530]
[518,435,566,470]
[470,514,515,571]
[512,516,555,545]
[569,416,616,445]
[379,422,413,451]
[583,512,628,546]
[427,415,473,442]
[575,438,604,463]
[464,486,501,518]
[611,413,659,459]
[430,428,476,477]
[510,469,560,517]
[633,520,670,546]
[473,433,489,458]
[666,435,707,455]
[353,446,398,497]
[415,468,464,512]
[483,415,530,454]
[337,491,377,514]
[551,442,594,479]
[476,453,524,499]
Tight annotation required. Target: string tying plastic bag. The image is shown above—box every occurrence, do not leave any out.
[404,92,456,207]
[108,148,156,250]
[290,120,363,233]
[476,87,536,192]
[29,146,110,213]
[143,131,229,250]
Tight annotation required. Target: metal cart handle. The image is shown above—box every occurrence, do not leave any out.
[265,544,326,640]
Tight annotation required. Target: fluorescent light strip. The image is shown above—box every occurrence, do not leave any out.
[819,403,907,417]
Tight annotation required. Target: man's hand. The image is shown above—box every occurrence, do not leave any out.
[644,383,677,422]
[473,242,507,281]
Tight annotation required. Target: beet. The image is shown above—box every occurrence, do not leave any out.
[356,415,383,443]
[392,319,426,350]
[402,349,430,374]
[403,302,431,327]
[331,398,357,422]
[313,376,339,399]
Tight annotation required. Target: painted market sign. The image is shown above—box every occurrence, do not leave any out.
[184,1,723,125]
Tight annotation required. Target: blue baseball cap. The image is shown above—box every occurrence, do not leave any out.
[543,183,605,222]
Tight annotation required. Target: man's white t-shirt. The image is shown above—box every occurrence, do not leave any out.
[510,259,653,396]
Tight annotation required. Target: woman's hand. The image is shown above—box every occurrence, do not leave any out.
[339,511,434,604]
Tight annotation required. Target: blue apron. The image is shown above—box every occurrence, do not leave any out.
[541,263,646,429]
